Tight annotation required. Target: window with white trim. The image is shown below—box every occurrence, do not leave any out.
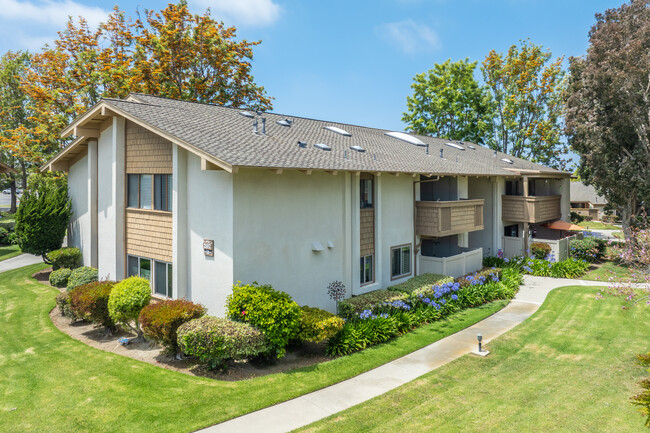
[360,254,374,285]
[127,255,173,297]
[391,244,411,279]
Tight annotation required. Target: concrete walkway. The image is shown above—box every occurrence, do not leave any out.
[199,276,612,433]
[0,253,43,274]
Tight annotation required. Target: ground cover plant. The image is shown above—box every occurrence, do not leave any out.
[483,253,590,278]
[1,264,507,433]
[66,266,98,290]
[298,286,650,432]
[327,268,520,356]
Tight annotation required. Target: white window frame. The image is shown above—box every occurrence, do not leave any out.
[390,244,412,280]
[360,254,374,286]
[127,254,173,298]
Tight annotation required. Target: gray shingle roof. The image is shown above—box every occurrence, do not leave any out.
[101,94,568,177]
[570,181,607,204]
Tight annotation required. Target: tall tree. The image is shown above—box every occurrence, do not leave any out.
[565,0,650,237]
[482,40,567,168]
[0,51,46,213]
[19,1,272,159]
[402,59,494,145]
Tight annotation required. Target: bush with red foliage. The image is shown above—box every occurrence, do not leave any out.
[139,300,207,354]
[69,281,117,331]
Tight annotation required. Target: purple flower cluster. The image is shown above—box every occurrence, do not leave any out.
[431,282,461,299]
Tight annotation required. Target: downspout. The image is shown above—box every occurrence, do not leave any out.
[413,175,441,276]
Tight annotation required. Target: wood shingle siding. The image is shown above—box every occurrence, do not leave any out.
[125,209,173,262]
[125,121,173,174]
[360,208,375,257]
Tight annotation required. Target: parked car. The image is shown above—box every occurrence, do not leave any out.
[2,189,10,194]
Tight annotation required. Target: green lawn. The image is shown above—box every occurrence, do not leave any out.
[583,261,647,283]
[578,221,620,230]
[299,286,650,432]
[0,264,508,433]
[0,244,21,261]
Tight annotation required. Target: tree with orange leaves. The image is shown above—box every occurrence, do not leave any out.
[482,40,567,169]
[16,1,271,168]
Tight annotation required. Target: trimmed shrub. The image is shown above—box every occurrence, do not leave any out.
[338,290,408,319]
[226,282,300,358]
[570,237,606,262]
[55,291,77,319]
[69,281,116,330]
[49,268,72,288]
[67,266,98,290]
[549,258,590,278]
[177,316,270,370]
[571,211,585,223]
[387,273,453,294]
[139,300,207,354]
[46,247,82,270]
[530,242,552,260]
[327,316,400,356]
[0,227,9,245]
[296,306,345,344]
[108,276,151,338]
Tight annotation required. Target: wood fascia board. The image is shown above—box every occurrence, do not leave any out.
[73,126,100,138]
[61,102,107,138]
[40,136,88,172]
[102,102,233,173]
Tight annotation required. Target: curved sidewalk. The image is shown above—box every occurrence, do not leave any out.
[199,276,612,433]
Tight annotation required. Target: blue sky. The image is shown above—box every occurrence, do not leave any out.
[0,0,624,132]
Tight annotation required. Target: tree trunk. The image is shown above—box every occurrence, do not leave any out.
[9,178,17,214]
[620,195,637,240]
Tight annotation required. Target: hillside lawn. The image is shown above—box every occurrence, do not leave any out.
[298,285,650,432]
[0,264,507,433]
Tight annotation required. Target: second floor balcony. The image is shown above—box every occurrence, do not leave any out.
[502,195,562,223]
[416,199,485,238]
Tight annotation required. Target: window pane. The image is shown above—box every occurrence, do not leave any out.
[167,175,173,212]
[154,261,167,296]
[365,255,373,283]
[127,255,139,277]
[360,257,364,284]
[391,248,400,277]
[154,174,163,210]
[167,264,173,298]
[140,258,151,281]
[140,174,152,209]
[402,247,411,275]
[360,179,373,208]
[127,174,139,208]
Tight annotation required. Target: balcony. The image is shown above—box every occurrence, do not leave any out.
[502,195,562,223]
[415,199,485,237]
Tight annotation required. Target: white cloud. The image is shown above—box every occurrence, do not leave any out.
[376,19,441,54]
[0,0,109,29]
[192,0,282,27]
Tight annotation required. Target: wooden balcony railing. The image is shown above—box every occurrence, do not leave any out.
[416,199,484,238]
[501,195,562,223]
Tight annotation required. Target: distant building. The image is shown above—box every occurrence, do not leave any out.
[570,181,608,220]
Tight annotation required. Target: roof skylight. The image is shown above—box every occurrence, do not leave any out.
[324,126,351,136]
[277,119,293,127]
[239,111,255,118]
[445,142,466,151]
[350,145,366,153]
[501,158,514,164]
[314,143,331,151]
[384,131,426,147]
[468,145,476,150]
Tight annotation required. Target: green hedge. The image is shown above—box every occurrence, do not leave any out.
[226,282,300,358]
[570,236,607,262]
[67,266,98,290]
[387,273,453,294]
[49,268,72,288]
[177,316,270,370]
[337,290,408,320]
[296,306,345,344]
[47,247,82,270]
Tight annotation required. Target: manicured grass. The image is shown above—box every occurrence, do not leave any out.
[578,221,620,230]
[583,261,647,283]
[0,264,508,433]
[0,244,21,262]
[299,286,650,433]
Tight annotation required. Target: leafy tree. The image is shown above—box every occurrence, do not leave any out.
[482,40,568,168]
[20,1,272,158]
[14,176,71,262]
[402,59,494,145]
[0,51,48,213]
[565,0,650,237]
